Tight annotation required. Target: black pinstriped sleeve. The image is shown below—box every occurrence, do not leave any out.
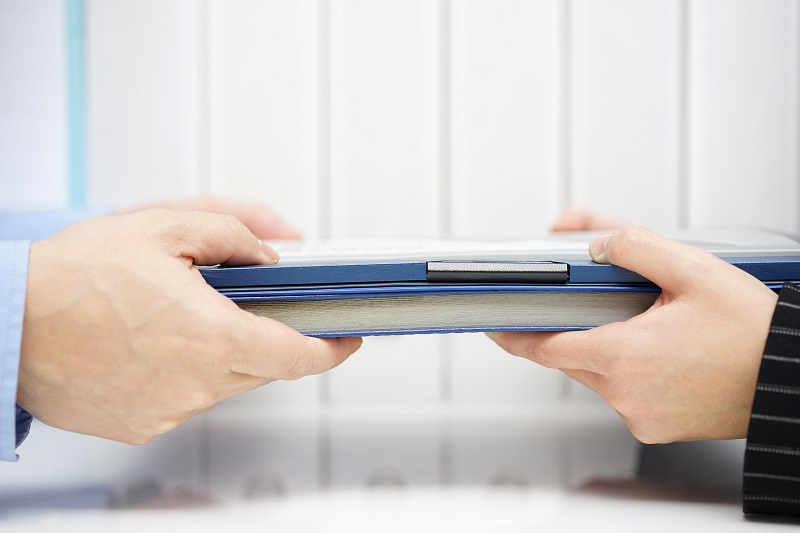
[744,282,800,517]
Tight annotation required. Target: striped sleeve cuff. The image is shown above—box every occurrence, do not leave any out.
[744,282,800,516]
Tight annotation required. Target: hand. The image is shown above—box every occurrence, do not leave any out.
[551,206,625,232]
[489,226,778,443]
[18,209,361,444]
[120,196,301,239]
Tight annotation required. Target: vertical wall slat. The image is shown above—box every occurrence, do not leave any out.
[0,0,68,207]
[328,0,440,239]
[206,0,321,237]
[449,0,562,240]
[86,0,200,208]
[688,0,799,231]
[570,0,682,227]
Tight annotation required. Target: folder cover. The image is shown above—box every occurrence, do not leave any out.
[200,229,800,337]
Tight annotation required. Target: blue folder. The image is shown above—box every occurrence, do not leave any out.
[200,230,800,337]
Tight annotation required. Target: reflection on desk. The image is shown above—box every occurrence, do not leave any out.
[2,441,800,532]
[1,409,799,531]
[0,480,798,532]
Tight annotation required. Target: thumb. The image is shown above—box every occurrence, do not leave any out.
[156,210,279,267]
[588,226,714,292]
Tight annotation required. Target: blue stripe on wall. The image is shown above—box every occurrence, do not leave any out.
[66,0,86,208]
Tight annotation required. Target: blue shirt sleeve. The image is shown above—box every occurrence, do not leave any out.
[0,241,30,461]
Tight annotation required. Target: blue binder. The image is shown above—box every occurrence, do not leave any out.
[200,230,800,337]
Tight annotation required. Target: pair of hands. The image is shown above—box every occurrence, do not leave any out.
[490,208,778,443]
[19,201,778,446]
[18,198,360,445]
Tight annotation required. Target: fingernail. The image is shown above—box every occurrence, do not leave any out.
[589,233,613,263]
[259,240,280,263]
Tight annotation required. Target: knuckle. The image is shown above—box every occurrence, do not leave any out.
[139,208,177,231]
[605,380,640,417]
[611,397,670,445]
[181,385,219,412]
[608,395,633,421]
[280,353,314,381]
[125,433,154,447]
[222,213,250,242]
[608,225,645,264]
[121,423,164,446]
[626,422,665,445]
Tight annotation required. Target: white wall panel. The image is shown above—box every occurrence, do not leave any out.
[207,0,321,236]
[0,0,67,207]
[86,0,200,209]
[688,0,799,231]
[450,0,562,239]
[328,0,440,238]
[570,0,682,227]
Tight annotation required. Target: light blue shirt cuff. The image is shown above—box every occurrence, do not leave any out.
[0,241,29,461]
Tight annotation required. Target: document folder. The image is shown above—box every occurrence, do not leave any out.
[200,229,800,337]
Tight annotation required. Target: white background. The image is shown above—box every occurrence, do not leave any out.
[0,0,798,503]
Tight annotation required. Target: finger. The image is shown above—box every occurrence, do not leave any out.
[230,313,362,380]
[155,210,280,266]
[588,226,717,292]
[124,197,301,239]
[194,196,301,240]
[551,207,625,232]
[487,329,612,374]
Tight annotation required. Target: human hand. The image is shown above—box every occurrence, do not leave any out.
[551,206,625,232]
[489,226,778,443]
[120,196,301,239]
[18,209,361,444]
